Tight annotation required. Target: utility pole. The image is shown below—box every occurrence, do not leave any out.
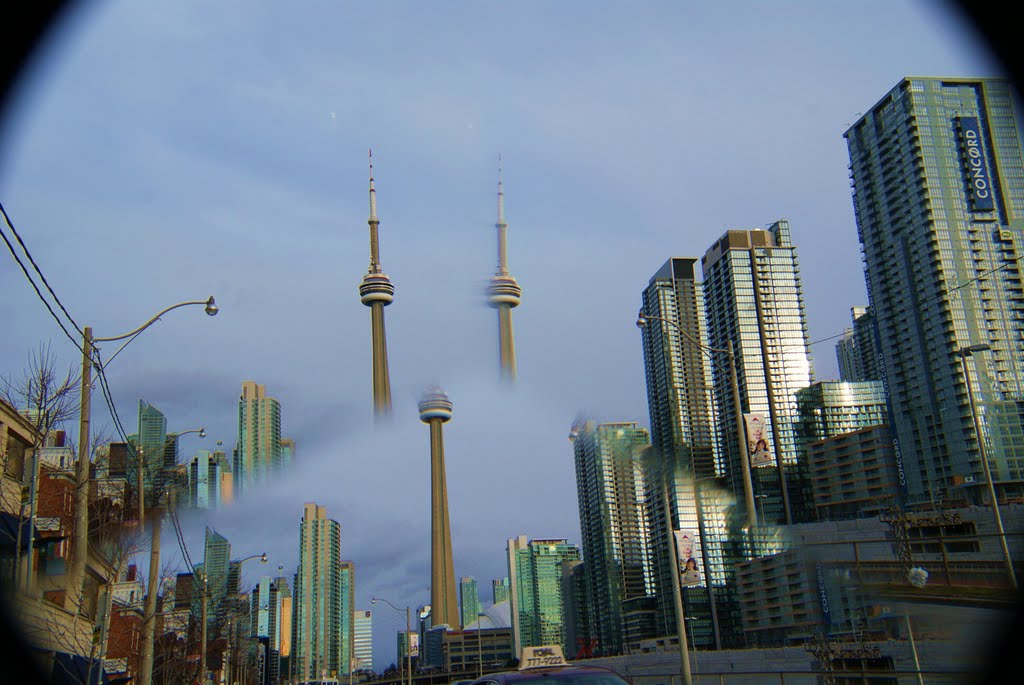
[139,507,162,685]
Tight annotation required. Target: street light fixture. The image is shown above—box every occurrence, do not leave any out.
[140,426,207,685]
[372,597,411,685]
[71,295,219,629]
[957,344,1018,590]
[475,612,496,678]
[636,311,757,527]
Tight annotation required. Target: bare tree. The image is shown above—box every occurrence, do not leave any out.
[0,342,79,593]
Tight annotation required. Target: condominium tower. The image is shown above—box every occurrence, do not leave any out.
[235,381,284,492]
[506,535,581,655]
[845,77,1024,504]
[293,503,344,683]
[459,577,481,629]
[637,257,736,647]
[569,419,653,655]
[700,222,815,524]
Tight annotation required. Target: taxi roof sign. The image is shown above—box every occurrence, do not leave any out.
[518,645,568,670]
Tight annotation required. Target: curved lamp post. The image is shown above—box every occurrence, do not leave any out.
[636,311,756,527]
[475,612,495,678]
[71,296,217,685]
[373,596,411,685]
[140,426,208,685]
[958,344,1017,590]
[218,552,267,685]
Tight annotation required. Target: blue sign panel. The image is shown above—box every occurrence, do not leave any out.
[959,117,996,211]
[816,562,832,633]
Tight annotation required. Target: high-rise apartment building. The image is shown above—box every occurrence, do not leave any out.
[202,527,232,633]
[506,536,581,654]
[134,399,169,507]
[569,419,653,655]
[236,381,288,492]
[252,574,291,685]
[340,560,354,676]
[292,503,344,683]
[189,449,230,510]
[794,381,895,519]
[459,577,481,629]
[637,257,741,647]
[845,77,1024,504]
[701,222,815,524]
[836,307,881,382]
[353,610,373,671]
[492,578,510,605]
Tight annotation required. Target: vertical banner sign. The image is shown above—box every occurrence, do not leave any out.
[674,530,701,586]
[959,117,996,211]
[744,413,773,467]
[408,632,419,658]
[816,562,832,633]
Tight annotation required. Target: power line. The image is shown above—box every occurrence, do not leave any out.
[0,219,85,356]
[0,201,84,336]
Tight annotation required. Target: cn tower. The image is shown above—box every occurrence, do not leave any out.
[488,157,522,381]
[359,150,394,418]
[418,387,459,627]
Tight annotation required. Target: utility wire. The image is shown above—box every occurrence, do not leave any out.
[1,201,84,336]
[0,221,85,355]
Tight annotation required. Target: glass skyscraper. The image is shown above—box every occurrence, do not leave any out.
[236,380,285,493]
[506,536,581,654]
[638,257,743,648]
[569,419,653,655]
[701,222,815,525]
[459,576,480,629]
[292,503,344,683]
[134,399,169,508]
[846,77,1024,505]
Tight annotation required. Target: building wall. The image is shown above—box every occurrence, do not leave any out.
[236,381,283,493]
[701,223,815,525]
[292,503,343,683]
[846,77,1024,504]
[570,420,653,655]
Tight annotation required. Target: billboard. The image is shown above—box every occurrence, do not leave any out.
[674,530,701,586]
[959,117,996,212]
[743,413,773,467]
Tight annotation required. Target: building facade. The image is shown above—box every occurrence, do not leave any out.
[569,419,653,655]
[292,503,344,684]
[459,576,481,629]
[506,535,581,655]
[845,76,1024,505]
[353,610,373,671]
[236,381,285,493]
[492,578,510,605]
[701,222,815,525]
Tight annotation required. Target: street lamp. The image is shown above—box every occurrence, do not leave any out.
[219,552,268,685]
[140,426,207,685]
[373,597,411,685]
[636,311,757,527]
[957,344,1018,590]
[71,295,218,622]
[475,612,496,678]
[640,446,692,685]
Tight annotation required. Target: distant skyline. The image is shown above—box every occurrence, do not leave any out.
[0,0,1003,670]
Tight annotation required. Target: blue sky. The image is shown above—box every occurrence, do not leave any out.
[0,0,1001,670]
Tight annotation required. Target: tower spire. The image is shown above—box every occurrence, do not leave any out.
[497,154,508,275]
[359,148,395,417]
[487,154,522,381]
[368,148,381,273]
